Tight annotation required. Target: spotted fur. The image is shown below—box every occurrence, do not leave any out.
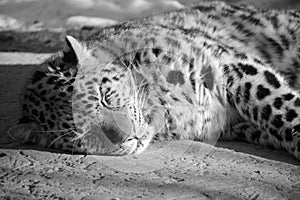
[9,2,300,159]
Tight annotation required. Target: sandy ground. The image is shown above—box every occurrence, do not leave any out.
[0,0,300,199]
[1,141,300,200]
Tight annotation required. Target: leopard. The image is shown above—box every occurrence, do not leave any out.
[8,1,300,159]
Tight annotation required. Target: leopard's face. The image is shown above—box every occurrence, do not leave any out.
[68,36,154,155]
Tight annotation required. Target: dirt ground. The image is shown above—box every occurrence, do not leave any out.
[0,140,299,200]
[0,0,300,199]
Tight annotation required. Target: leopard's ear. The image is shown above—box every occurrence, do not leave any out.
[63,35,85,64]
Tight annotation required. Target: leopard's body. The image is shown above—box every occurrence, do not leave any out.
[11,2,300,159]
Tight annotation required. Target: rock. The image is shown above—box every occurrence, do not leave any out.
[0,14,25,31]
[159,0,185,9]
[66,16,118,28]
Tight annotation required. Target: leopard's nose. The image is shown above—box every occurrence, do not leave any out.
[99,109,133,144]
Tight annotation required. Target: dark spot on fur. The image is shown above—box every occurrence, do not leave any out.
[62,122,71,129]
[271,115,284,128]
[238,63,258,75]
[264,71,281,88]
[63,71,72,77]
[67,85,73,92]
[269,16,279,28]
[22,104,28,111]
[244,82,252,103]
[243,16,263,26]
[273,97,283,109]
[39,111,45,123]
[171,95,180,102]
[280,35,290,49]
[256,85,271,100]
[292,59,300,69]
[294,124,300,132]
[269,128,283,141]
[45,103,51,110]
[159,97,167,106]
[34,101,40,106]
[133,52,142,65]
[295,98,300,107]
[152,48,162,57]
[282,93,295,101]
[242,108,251,118]
[189,58,194,72]
[122,59,130,67]
[85,104,93,109]
[250,130,262,141]
[101,77,110,84]
[226,93,235,106]
[49,96,56,101]
[46,76,57,85]
[85,81,93,85]
[69,78,75,84]
[232,65,243,79]
[166,70,185,85]
[284,128,293,141]
[162,55,172,64]
[258,47,272,63]
[194,5,215,12]
[50,114,56,121]
[223,65,230,75]
[266,36,284,58]
[201,65,214,90]
[40,90,47,96]
[286,109,298,122]
[238,123,250,130]
[227,76,234,87]
[236,130,246,140]
[32,109,38,116]
[235,86,241,104]
[254,58,263,65]
[112,76,119,81]
[232,22,254,37]
[261,105,272,121]
[235,53,248,60]
[88,96,98,101]
[253,107,258,121]
[189,72,196,92]
[76,93,86,99]
[59,92,67,97]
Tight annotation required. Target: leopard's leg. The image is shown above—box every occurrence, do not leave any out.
[8,122,85,153]
[223,58,300,160]
[221,121,280,149]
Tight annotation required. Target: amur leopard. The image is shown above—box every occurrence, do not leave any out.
[9,2,300,159]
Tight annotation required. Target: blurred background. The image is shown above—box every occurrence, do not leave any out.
[1,0,300,29]
[0,0,300,53]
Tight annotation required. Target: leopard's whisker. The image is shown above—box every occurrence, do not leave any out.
[139,89,148,109]
[47,130,74,148]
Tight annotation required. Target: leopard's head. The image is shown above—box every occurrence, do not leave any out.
[65,36,154,155]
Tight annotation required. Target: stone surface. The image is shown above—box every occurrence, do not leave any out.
[0,141,299,200]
